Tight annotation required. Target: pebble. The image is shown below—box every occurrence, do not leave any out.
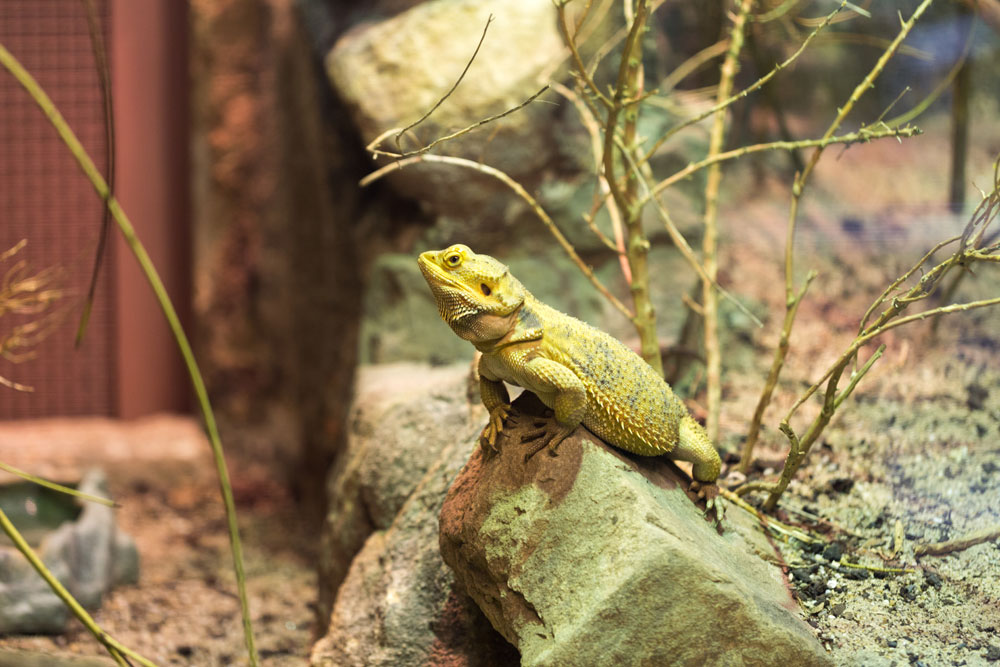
[823,542,845,562]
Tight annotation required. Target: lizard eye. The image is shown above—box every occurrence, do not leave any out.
[480,283,491,296]
[445,253,462,266]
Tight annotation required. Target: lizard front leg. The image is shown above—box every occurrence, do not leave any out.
[518,358,587,462]
[479,372,511,452]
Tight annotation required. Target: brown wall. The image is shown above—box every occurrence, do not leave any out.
[111,0,191,417]
[0,1,190,419]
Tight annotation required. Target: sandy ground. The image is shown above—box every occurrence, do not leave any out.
[0,416,317,666]
[710,105,1000,665]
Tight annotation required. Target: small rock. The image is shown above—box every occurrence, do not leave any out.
[829,602,847,617]
[923,570,943,589]
[802,540,825,554]
[967,383,989,410]
[887,640,898,648]
[900,583,919,601]
[822,542,845,562]
[986,645,1000,661]
[0,469,138,634]
[829,478,855,494]
[791,567,815,582]
[805,579,828,600]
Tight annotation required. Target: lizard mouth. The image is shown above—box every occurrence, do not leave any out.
[417,252,468,293]
[417,252,484,323]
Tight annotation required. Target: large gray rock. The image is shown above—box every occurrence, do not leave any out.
[326,0,562,221]
[0,469,138,635]
[311,430,518,667]
[439,393,833,667]
[317,362,481,619]
[312,363,517,666]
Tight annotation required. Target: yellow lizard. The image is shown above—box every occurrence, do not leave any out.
[418,244,723,520]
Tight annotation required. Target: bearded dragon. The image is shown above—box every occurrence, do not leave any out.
[418,244,723,519]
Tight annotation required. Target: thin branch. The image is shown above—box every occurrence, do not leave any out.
[643,124,922,204]
[75,0,114,348]
[915,524,1000,556]
[702,0,754,442]
[550,81,630,276]
[394,14,494,147]
[858,295,1000,343]
[796,0,935,193]
[621,145,764,328]
[764,0,933,511]
[641,2,846,165]
[556,1,612,109]
[371,86,551,160]
[362,153,634,320]
[656,39,728,96]
[833,344,885,410]
[738,270,815,473]
[859,236,959,334]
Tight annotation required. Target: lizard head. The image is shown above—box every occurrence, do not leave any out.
[417,244,527,343]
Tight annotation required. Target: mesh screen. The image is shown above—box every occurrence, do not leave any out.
[0,1,115,418]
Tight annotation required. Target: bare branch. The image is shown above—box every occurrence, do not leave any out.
[361,153,634,320]
[642,2,847,166]
[370,86,551,160]
[395,14,495,148]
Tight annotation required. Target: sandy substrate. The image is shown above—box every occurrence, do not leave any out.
[0,415,317,666]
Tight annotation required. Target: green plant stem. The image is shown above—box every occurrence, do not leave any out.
[641,125,921,206]
[0,41,259,666]
[0,507,156,667]
[737,270,815,474]
[642,1,845,166]
[603,0,663,375]
[702,0,753,442]
[743,0,933,493]
[0,461,116,507]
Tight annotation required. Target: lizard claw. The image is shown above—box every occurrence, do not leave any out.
[479,403,512,452]
[690,481,725,530]
[521,421,574,463]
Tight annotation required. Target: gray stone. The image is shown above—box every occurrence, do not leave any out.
[312,432,518,667]
[0,469,138,635]
[359,255,472,365]
[326,0,563,221]
[317,362,482,619]
[439,393,833,667]
[312,364,516,666]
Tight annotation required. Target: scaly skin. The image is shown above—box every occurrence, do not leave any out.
[418,244,723,521]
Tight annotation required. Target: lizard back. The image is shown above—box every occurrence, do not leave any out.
[528,298,688,456]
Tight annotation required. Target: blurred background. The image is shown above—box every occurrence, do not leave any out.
[1,0,999,663]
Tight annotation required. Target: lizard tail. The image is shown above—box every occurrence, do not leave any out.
[676,414,721,483]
